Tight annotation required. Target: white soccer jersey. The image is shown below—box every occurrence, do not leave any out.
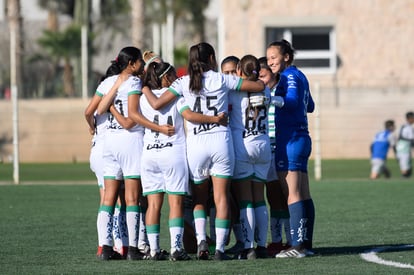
[140,87,186,146]
[139,88,189,195]
[94,76,118,136]
[103,75,144,133]
[169,70,242,137]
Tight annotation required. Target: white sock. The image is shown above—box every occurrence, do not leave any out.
[215,218,230,253]
[254,204,268,247]
[126,206,139,247]
[97,205,114,246]
[240,203,255,249]
[138,206,148,249]
[193,210,207,244]
[112,206,122,252]
[118,207,129,248]
[169,218,184,253]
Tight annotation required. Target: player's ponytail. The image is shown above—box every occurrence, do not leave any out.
[188,42,217,94]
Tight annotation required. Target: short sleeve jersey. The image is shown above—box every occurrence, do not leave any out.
[140,87,186,146]
[371,129,394,159]
[94,75,118,136]
[168,70,242,137]
[102,75,143,133]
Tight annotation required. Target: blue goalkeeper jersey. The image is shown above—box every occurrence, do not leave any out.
[371,130,393,160]
[274,66,314,135]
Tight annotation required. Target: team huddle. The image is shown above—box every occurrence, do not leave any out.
[84,40,316,261]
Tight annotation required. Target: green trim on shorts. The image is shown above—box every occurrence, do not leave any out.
[100,205,114,214]
[215,218,230,229]
[210,173,232,179]
[124,175,141,179]
[146,224,160,234]
[169,217,184,228]
[95,91,103,97]
[103,176,117,180]
[231,174,254,182]
[166,191,187,196]
[252,175,267,183]
[193,209,206,219]
[254,201,267,208]
[239,200,253,209]
[143,189,164,196]
[126,205,139,212]
[191,180,206,185]
[271,209,290,219]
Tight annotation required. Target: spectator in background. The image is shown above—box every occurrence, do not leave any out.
[395,111,414,178]
[370,120,396,179]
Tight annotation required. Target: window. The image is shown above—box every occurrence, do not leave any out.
[265,26,337,74]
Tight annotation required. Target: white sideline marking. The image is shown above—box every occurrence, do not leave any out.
[360,245,414,270]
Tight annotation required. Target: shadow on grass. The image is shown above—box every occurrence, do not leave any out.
[314,243,414,256]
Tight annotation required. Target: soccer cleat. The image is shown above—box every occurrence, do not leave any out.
[267,242,285,257]
[237,248,256,260]
[126,246,144,260]
[275,247,306,258]
[197,240,210,260]
[213,250,232,261]
[304,249,315,256]
[255,246,268,259]
[98,245,124,261]
[150,251,168,261]
[225,241,244,254]
[138,244,151,260]
[169,249,192,261]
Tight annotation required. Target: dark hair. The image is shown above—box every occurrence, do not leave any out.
[221,55,240,68]
[385,120,395,129]
[238,55,260,81]
[188,42,217,93]
[258,56,270,71]
[144,62,177,90]
[406,111,414,119]
[102,46,143,81]
[267,39,295,65]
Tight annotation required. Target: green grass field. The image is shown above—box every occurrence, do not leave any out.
[1,160,414,274]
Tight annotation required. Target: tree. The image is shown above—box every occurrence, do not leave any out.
[37,24,82,97]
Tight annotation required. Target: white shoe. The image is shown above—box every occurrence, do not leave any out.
[275,247,306,258]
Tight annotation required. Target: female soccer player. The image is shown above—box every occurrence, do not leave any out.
[85,65,136,259]
[258,57,291,256]
[229,55,271,259]
[141,42,265,260]
[264,40,315,258]
[95,46,174,261]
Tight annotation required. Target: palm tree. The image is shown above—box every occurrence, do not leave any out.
[37,24,82,97]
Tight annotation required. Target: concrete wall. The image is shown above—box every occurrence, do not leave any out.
[219,0,414,89]
[0,89,412,162]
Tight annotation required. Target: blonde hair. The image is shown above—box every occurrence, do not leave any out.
[143,50,162,70]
